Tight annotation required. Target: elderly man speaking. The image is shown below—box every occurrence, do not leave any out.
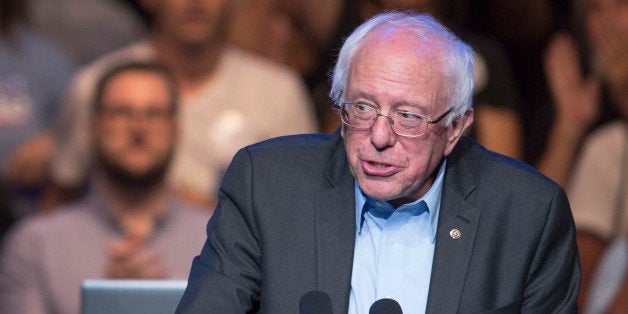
[177,12,580,314]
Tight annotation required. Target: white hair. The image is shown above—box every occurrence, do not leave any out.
[329,12,474,125]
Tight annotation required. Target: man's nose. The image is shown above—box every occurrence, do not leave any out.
[127,111,154,130]
[370,114,397,149]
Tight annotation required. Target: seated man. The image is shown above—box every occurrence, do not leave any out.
[0,62,209,314]
[177,12,580,313]
[49,0,318,210]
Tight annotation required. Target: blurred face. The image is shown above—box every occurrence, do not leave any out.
[342,28,472,207]
[584,0,628,59]
[94,70,177,187]
[146,0,232,46]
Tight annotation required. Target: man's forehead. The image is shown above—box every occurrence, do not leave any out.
[102,71,170,95]
[353,26,445,76]
[364,24,444,53]
[348,31,446,107]
[100,74,173,107]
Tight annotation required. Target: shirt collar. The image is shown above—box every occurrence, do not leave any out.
[354,158,447,242]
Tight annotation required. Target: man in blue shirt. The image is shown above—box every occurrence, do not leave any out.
[177,12,580,313]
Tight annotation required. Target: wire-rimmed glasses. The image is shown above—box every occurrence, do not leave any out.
[335,101,452,138]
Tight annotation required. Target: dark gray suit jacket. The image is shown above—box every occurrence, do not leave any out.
[177,131,580,313]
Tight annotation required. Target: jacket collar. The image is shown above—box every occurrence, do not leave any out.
[426,136,482,313]
[315,130,356,314]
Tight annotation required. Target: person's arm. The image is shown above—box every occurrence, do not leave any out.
[575,230,607,310]
[522,188,581,312]
[537,33,601,186]
[176,148,261,313]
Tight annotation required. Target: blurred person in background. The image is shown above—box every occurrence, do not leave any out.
[229,0,343,81]
[229,0,359,134]
[465,0,572,167]
[27,0,147,66]
[543,0,628,312]
[0,62,209,314]
[49,0,317,211]
[0,0,73,218]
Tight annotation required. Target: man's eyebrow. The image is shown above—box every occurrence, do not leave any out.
[349,92,431,113]
[346,90,375,102]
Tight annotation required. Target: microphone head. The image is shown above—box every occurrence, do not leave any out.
[299,290,333,314]
[369,298,403,314]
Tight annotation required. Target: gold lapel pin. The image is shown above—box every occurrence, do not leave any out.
[449,228,462,240]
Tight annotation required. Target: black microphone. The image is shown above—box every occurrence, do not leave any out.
[369,298,403,314]
[299,290,333,314]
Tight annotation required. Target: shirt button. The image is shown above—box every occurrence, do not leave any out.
[388,236,395,244]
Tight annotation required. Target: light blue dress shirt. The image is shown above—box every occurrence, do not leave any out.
[348,159,446,314]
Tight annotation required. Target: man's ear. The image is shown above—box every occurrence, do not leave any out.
[444,108,474,156]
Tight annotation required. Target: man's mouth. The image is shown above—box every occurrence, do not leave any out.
[361,160,398,176]
[371,162,389,168]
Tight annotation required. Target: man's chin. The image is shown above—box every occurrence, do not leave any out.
[358,181,400,202]
[102,163,169,190]
[123,166,153,177]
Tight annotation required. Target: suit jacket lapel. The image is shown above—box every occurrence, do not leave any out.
[313,134,484,313]
[315,134,356,314]
[426,137,482,313]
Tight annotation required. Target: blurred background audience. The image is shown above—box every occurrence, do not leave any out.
[228,0,361,133]
[545,0,628,312]
[0,62,209,314]
[0,0,73,220]
[1,0,627,312]
[465,0,574,166]
[28,0,147,66]
[48,0,317,211]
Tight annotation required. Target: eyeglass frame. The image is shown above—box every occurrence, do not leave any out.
[98,105,175,125]
[334,101,453,138]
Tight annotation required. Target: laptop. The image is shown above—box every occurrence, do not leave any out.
[81,279,187,314]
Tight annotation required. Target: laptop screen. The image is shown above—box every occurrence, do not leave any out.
[81,279,187,314]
